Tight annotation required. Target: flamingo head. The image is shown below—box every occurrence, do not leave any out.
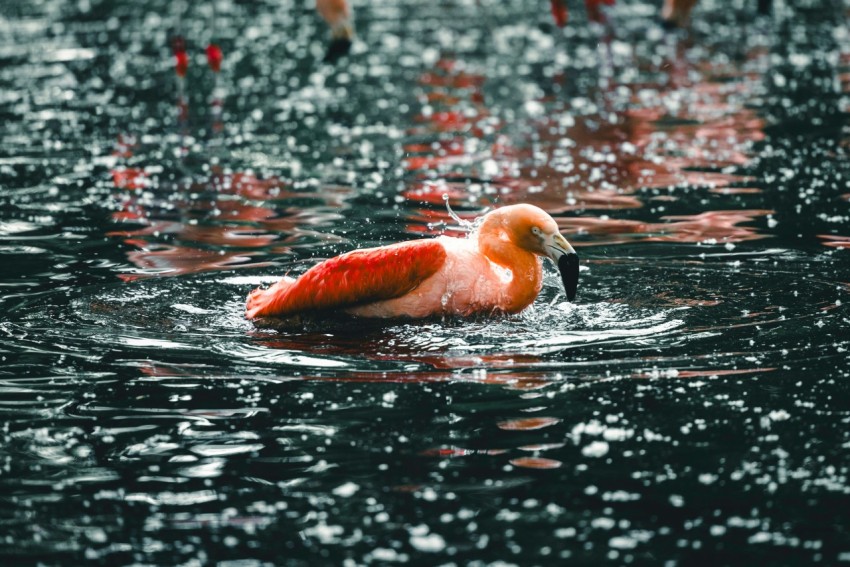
[494,204,580,301]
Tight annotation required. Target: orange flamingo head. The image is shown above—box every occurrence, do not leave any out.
[483,205,580,301]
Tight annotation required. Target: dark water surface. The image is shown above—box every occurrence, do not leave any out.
[2,0,850,564]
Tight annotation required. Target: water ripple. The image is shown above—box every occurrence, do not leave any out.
[1,0,849,565]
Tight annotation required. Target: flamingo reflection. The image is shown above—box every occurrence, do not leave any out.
[401,37,769,247]
[108,92,352,281]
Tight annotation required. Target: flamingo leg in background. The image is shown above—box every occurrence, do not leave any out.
[661,0,698,28]
[550,0,569,27]
[585,0,615,24]
[550,0,615,27]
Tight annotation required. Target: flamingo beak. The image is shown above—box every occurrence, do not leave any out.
[545,233,579,301]
[325,20,354,63]
[325,37,352,62]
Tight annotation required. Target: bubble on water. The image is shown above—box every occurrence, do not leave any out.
[172,303,214,314]
[767,410,791,421]
[332,482,359,498]
[481,159,499,177]
[591,517,616,530]
[409,532,446,553]
[582,441,609,458]
[382,391,397,405]
[367,548,409,562]
[303,522,344,544]
[524,100,545,117]
[609,535,639,550]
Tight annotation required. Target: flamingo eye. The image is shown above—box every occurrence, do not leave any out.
[531,227,542,236]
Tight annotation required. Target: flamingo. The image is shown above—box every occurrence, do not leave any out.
[316,0,355,62]
[245,204,579,320]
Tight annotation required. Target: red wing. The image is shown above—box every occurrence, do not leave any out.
[246,239,447,318]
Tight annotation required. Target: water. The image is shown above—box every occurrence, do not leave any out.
[1,0,850,564]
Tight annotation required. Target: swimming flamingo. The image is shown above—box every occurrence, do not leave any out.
[316,0,355,62]
[246,204,579,320]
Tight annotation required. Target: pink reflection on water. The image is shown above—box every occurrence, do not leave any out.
[637,367,776,379]
[509,457,563,469]
[111,238,287,280]
[402,139,482,171]
[558,209,773,246]
[118,241,269,281]
[419,447,507,458]
[402,44,769,249]
[109,171,291,278]
[497,417,562,431]
[252,332,555,381]
[818,234,850,249]
[109,133,351,278]
[405,207,772,247]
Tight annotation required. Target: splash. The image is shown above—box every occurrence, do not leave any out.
[448,193,486,231]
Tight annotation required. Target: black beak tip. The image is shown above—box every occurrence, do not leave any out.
[325,38,352,63]
[558,253,579,302]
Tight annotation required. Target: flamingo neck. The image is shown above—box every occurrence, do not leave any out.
[476,216,543,313]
